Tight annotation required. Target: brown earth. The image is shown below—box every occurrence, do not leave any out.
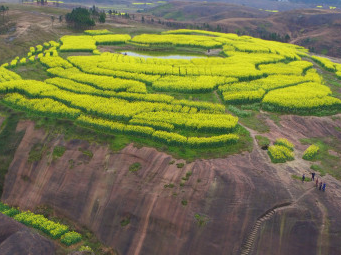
[0,213,56,254]
[1,114,341,255]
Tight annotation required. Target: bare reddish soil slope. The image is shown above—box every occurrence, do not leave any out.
[0,214,55,254]
[1,115,341,255]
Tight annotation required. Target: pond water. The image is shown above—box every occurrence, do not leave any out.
[119,51,205,60]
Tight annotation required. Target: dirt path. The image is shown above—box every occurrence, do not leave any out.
[289,30,329,44]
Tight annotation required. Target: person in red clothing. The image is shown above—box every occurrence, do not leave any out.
[315,178,319,188]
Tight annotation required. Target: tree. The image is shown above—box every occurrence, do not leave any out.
[284,34,291,42]
[0,5,7,23]
[51,16,55,27]
[216,24,221,32]
[108,10,112,18]
[59,15,63,22]
[65,7,95,29]
[99,12,106,23]
[90,5,99,19]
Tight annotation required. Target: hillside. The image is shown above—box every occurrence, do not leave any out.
[147,1,341,57]
[1,4,341,255]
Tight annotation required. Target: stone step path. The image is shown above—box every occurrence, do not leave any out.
[239,187,315,255]
[239,204,288,255]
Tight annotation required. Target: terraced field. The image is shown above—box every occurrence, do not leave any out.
[1,29,341,151]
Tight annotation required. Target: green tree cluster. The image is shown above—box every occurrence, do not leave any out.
[65,7,95,29]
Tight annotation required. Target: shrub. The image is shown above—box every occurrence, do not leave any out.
[274,138,294,151]
[129,162,141,172]
[53,146,66,159]
[302,144,319,160]
[79,245,94,252]
[61,231,82,246]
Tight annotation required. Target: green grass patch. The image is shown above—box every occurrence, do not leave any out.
[120,217,130,227]
[164,183,174,188]
[300,137,341,179]
[268,112,282,127]
[176,163,185,168]
[310,164,326,176]
[228,105,252,118]
[129,162,141,173]
[241,103,261,111]
[255,135,270,147]
[28,143,45,163]
[291,174,312,182]
[78,148,93,158]
[52,146,66,159]
[239,111,270,133]
[9,62,50,81]
[194,213,209,227]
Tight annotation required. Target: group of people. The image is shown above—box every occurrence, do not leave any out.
[302,172,326,192]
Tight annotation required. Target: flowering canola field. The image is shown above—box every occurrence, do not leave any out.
[1,29,341,148]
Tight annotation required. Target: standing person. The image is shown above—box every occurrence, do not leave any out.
[311,172,315,181]
[322,183,326,192]
[315,178,319,188]
[302,174,305,183]
[319,181,323,190]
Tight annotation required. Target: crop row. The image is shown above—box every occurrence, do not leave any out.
[45,77,225,112]
[0,67,22,82]
[274,138,294,151]
[0,90,238,147]
[152,75,237,93]
[77,114,240,148]
[59,34,131,52]
[39,55,73,69]
[0,202,82,246]
[131,111,238,132]
[311,55,341,80]
[262,82,341,113]
[268,145,294,163]
[130,34,223,49]
[0,80,225,122]
[47,67,147,93]
[0,80,233,131]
